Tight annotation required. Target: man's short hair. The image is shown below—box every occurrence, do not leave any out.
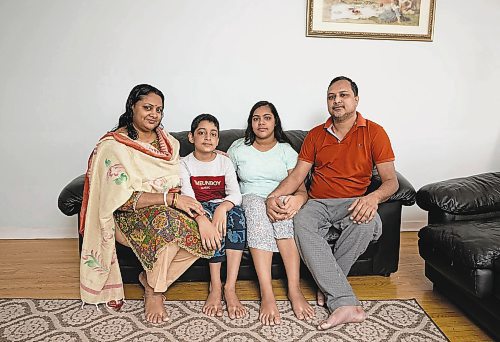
[190,113,220,134]
[328,76,359,97]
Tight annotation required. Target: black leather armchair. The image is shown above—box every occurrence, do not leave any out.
[417,172,500,340]
[59,129,416,283]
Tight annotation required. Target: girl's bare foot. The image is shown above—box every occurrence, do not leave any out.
[288,288,315,320]
[318,305,366,330]
[139,272,169,323]
[224,284,246,319]
[202,285,223,317]
[317,289,325,307]
[259,295,281,325]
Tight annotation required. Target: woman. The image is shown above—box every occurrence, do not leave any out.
[79,84,221,324]
[227,101,315,326]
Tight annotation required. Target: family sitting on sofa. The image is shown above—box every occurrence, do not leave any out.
[78,76,399,330]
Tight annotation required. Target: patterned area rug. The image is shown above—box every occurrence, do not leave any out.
[0,298,448,342]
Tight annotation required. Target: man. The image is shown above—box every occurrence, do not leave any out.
[266,76,398,330]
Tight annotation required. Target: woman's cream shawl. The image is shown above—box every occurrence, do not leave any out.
[79,129,180,305]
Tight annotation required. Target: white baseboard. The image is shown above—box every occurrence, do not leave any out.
[0,227,77,239]
[401,220,427,231]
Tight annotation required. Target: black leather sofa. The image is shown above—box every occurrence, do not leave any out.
[417,172,500,340]
[59,129,416,283]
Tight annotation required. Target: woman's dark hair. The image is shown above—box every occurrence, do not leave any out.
[113,84,165,140]
[244,101,291,146]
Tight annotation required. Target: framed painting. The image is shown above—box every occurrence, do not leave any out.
[306,0,436,41]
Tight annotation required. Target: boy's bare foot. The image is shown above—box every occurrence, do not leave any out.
[259,295,281,325]
[202,285,223,317]
[317,305,366,330]
[317,289,325,307]
[224,284,246,319]
[139,272,169,323]
[288,288,315,320]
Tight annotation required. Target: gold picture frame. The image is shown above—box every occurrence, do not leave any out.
[306,0,436,41]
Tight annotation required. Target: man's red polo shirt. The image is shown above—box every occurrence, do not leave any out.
[298,112,395,199]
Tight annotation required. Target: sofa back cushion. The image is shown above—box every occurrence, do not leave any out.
[170,129,307,157]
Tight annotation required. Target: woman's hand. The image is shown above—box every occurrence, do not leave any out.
[212,206,228,239]
[196,216,222,251]
[175,195,205,217]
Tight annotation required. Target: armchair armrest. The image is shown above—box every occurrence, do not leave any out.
[58,175,85,216]
[416,172,500,215]
[366,171,416,206]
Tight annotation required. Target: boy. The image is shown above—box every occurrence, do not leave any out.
[180,114,247,319]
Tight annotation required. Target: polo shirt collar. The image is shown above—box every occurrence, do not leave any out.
[323,112,367,130]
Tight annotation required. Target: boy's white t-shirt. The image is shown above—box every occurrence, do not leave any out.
[228,138,298,198]
[180,152,242,206]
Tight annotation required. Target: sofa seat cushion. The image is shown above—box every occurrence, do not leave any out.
[419,219,500,298]
[419,219,500,269]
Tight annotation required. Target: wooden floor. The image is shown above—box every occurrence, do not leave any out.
[0,232,492,341]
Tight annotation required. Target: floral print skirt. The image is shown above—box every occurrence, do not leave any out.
[114,205,213,271]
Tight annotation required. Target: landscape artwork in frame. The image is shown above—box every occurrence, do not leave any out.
[306,0,436,41]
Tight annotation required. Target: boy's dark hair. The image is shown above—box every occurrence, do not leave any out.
[190,113,220,134]
[244,101,291,146]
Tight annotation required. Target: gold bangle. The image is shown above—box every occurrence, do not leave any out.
[172,193,179,208]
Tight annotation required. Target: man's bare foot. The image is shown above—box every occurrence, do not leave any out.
[202,284,223,317]
[317,289,325,307]
[224,284,246,319]
[259,295,281,325]
[288,288,315,320]
[318,305,366,330]
[138,272,169,323]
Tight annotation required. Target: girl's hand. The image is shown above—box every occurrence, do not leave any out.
[282,195,304,219]
[197,216,222,251]
[212,206,228,239]
[266,197,288,222]
[175,195,205,217]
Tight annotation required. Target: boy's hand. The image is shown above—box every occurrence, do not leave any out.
[212,206,228,239]
[196,216,222,251]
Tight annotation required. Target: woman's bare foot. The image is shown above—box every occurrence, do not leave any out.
[288,288,315,320]
[224,284,246,319]
[317,289,325,307]
[259,295,281,325]
[138,272,169,323]
[317,305,366,330]
[202,285,223,317]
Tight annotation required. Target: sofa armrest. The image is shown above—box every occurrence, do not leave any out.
[416,172,500,215]
[58,175,85,216]
[366,171,416,206]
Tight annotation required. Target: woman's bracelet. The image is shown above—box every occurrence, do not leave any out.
[172,193,179,208]
[192,211,206,219]
[163,192,169,207]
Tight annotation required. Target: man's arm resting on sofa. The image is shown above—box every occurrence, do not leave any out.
[349,161,399,224]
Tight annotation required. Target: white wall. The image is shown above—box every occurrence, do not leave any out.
[1,1,499,238]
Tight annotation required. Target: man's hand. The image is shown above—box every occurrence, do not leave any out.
[348,193,379,224]
[196,216,222,251]
[212,206,228,239]
[266,197,288,222]
[282,195,305,219]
